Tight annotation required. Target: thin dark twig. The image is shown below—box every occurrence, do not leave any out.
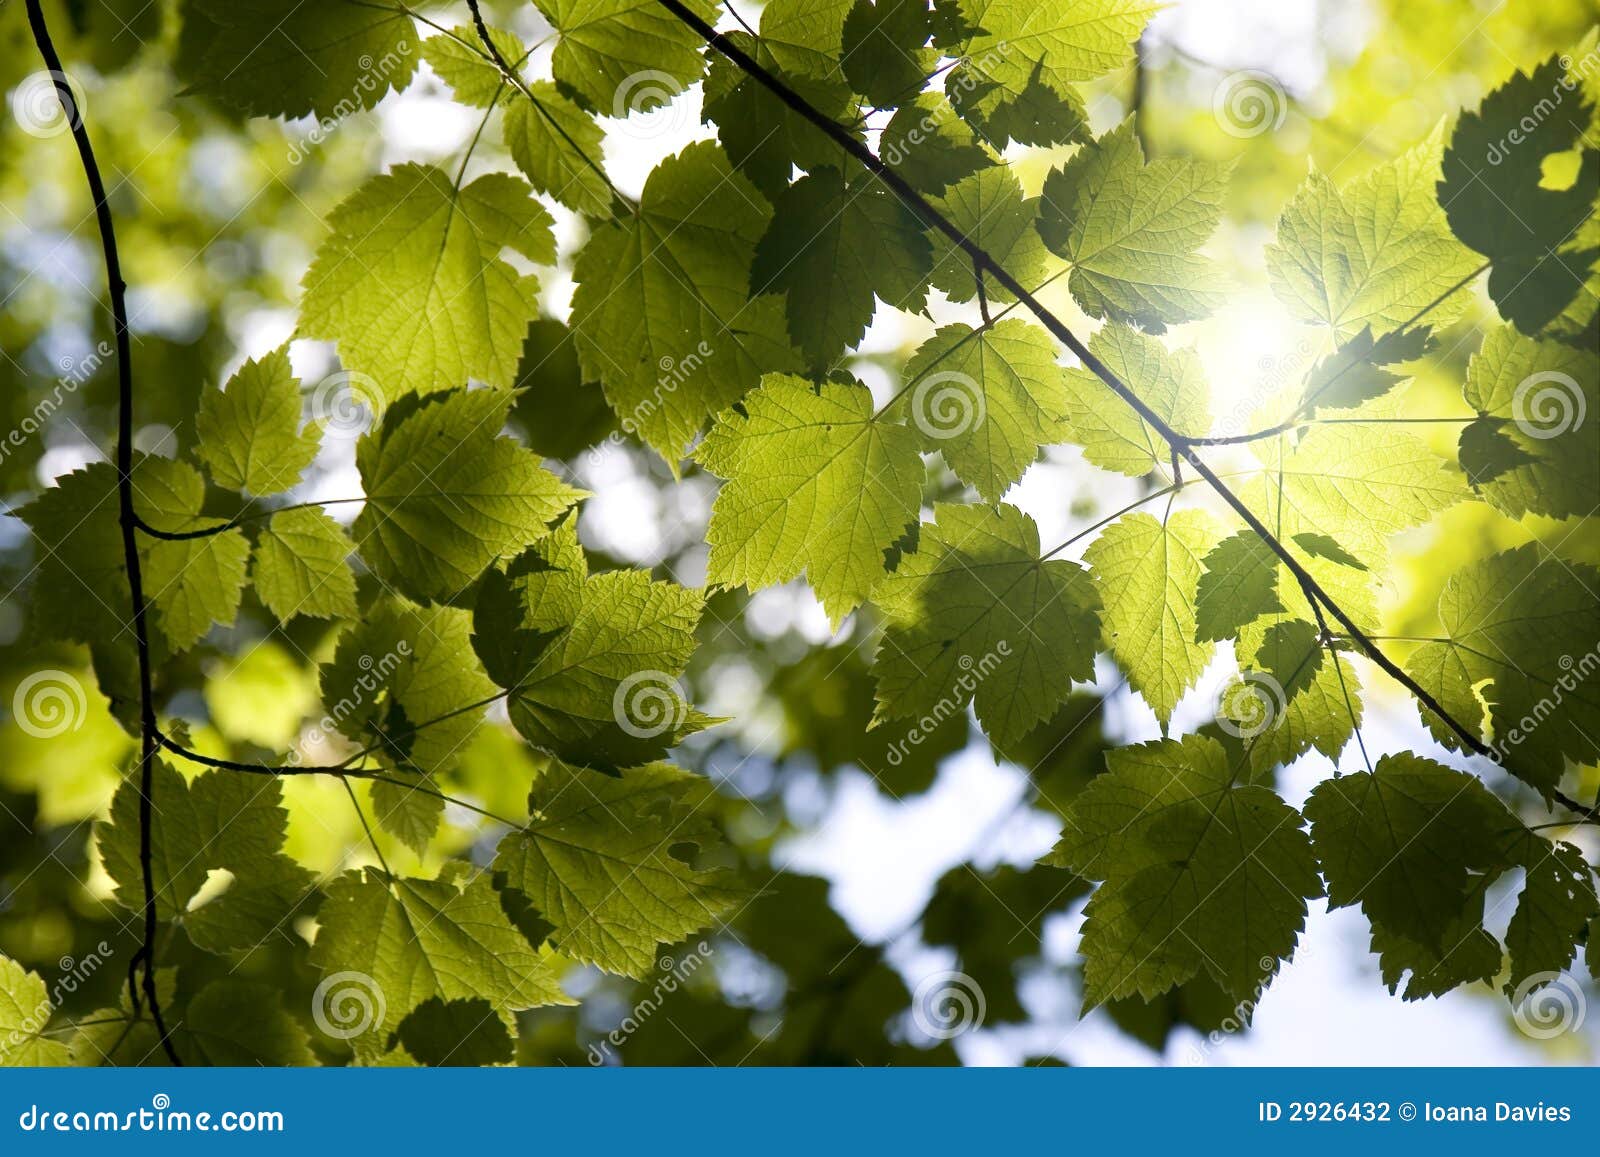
[464,0,632,216]
[25,0,182,1064]
[132,498,369,542]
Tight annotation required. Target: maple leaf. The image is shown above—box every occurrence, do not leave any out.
[696,374,923,625]
[299,166,554,397]
[493,758,745,977]
[1038,120,1229,329]
[571,142,802,460]
[872,502,1102,748]
[1268,124,1480,338]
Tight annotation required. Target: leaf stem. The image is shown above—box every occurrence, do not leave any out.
[341,775,393,875]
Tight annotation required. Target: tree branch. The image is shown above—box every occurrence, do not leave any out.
[25,0,182,1065]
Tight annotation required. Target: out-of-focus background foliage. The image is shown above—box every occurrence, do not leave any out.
[1,0,1597,1065]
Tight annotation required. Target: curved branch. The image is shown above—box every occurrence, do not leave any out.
[133,497,370,542]
[25,0,182,1065]
[155,733,525,830]
[651,0,1589,818]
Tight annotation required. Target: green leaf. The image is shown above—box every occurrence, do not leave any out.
[252,508,357,623]
[1223,629,1361,775]
[944,59,1090,151]
[1403,545,1600,795]
[1254,619,1324,702]
[1085,510,1224,726]
[1059,323,1211,477]
[177,0,418,120]
[1318,774,1593,1003]
[754,167,934,369]
[1251,423,1467,562]
[1038,120,1228,329]
[704,31,862,201]
[1305,754,1513,951]
[926,166,1051,304]
[1372,916,1502,1001]
[16,462,129,646]
[309,867,572,1056]
[1460,324,1599,520]
[133,457,253,653]
[299,166,554,397]
[422,24,521,109]
[1267,124,1480,338]
[1440,55,1600,333]
[1504,837,1599,992]
[369,778,445,857]
[504,85,615,218]
[696,374,923,624]
[842,0,935,107]
[396,997,514,1066]
[872,502,1102,748]
[493,759,744,977]
[474,552,711,771]
[1403,638,1486,751]
[0,955,70,1066]
[21,457,252,653]
[510,320,616,459]
[1299,325,1434,415]
[881,95,992,193]
[942,0,1154,139]
[759,0,856,81]
[195,345,319,496]
[1045,734,1321,1005]
[534,0,715,110]
[903,320,1069,501]
[321,598,497,775]
[353,389,584,604]
[571,142,801,460]
[97,763,315,951]
[418,29,606,217]
[1291,532,1368,571]
[185,980,316,1066]
[1194,530,1284,643]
